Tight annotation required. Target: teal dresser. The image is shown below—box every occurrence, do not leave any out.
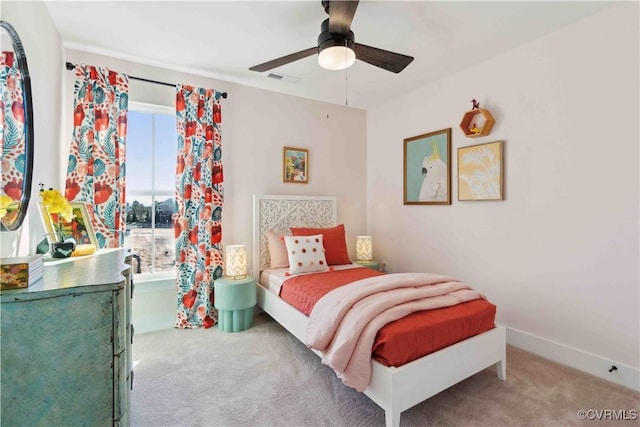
[214,277,256,332]
[0,248,134,426]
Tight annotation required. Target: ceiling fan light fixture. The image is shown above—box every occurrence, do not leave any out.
[318,45,356,70]
[317,19,356,71]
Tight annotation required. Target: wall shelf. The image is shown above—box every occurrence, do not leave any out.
[459,108,495,138]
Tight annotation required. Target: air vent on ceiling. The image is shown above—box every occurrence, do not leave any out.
[266,73,300,84]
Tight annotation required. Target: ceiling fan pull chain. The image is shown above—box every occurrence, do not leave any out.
[345,38,349,106]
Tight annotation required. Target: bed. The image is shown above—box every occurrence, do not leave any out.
[252,194,506,427]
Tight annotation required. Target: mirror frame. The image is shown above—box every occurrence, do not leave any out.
[1,21,34,231]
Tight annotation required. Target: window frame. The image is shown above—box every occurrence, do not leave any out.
[126,101,177,282]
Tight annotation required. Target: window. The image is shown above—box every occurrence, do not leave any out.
[124,103,176,276]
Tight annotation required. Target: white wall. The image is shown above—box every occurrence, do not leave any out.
[367,2,639,385]
[1,1,63,257]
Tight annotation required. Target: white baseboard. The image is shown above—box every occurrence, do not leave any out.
[505,326,639,392]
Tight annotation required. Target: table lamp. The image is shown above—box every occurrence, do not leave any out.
[225,244,247,279]
[356,236,373,263]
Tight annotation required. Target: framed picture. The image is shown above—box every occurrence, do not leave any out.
[283,146,309,183]
[403,128,451,205]
[39,201,98,246]
[457,140,504,201]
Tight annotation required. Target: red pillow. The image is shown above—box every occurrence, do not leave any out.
[290,224,351,266]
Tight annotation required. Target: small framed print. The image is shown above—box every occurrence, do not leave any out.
[283,146,308,184]
[39,201,98,246]
[457,140,504,201]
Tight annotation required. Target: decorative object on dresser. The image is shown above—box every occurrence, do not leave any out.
[458,140,504,201]
[38,184,98,257]
[459,99,496,138]
[0,248,134,426]
[37,184,76,258]
[403,128,452,205]
[213,245,256,332]
[283,146,309,183]
[0,254,43,290]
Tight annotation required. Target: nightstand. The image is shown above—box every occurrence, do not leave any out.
[213,277,256,332]
[356,261,380,271]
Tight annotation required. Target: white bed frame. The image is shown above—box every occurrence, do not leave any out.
[252,194,506,427]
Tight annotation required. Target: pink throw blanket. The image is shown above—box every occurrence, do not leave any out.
[306,273,485,391]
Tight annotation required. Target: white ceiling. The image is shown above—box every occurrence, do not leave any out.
[44,1,616,110]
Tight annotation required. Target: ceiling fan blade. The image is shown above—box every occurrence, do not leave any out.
[249,47,318,72]
[327,0,359,34]
[354,43,414,73]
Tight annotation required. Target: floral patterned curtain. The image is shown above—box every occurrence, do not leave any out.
[1,51,25,209]
[174,84,224,329]
[65,65,129,248]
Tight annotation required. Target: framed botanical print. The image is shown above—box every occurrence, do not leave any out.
[403,128,452,205]
[457,140,504,201]
[283,146,308,183]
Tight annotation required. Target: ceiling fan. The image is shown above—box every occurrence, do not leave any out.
[249,0,414,74]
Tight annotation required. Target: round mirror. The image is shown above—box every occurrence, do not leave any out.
[1,21,34,231]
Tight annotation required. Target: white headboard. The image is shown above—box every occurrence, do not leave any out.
[252,194,337,279]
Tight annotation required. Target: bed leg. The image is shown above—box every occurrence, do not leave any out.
[496,358,506,381]
[495,325,507,381]
[385,409,400,427]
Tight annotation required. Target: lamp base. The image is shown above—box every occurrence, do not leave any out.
[355,261,380,271]
[224,274,248,280]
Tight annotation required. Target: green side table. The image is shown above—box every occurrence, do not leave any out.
[356,261,380,271]
[214,277,257,332]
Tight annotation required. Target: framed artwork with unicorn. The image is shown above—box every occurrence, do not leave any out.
[403,128,452,205]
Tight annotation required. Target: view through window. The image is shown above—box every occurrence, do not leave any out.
[125,105,176,275]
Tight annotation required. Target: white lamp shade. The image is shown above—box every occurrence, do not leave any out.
[225,245,247,279]
[356,236,373,262]
[318,46,356,70]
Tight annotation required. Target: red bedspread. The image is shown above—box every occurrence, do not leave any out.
[279,267,496,367]
[280,267,385,316]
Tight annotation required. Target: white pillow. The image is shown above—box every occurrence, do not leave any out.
[284,234,329,275]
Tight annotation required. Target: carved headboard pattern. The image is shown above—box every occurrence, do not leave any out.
[252,195,337,278]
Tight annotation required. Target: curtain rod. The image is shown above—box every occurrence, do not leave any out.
[65,62,228,99]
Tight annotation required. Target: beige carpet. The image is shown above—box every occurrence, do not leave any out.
[131,312,639,427]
